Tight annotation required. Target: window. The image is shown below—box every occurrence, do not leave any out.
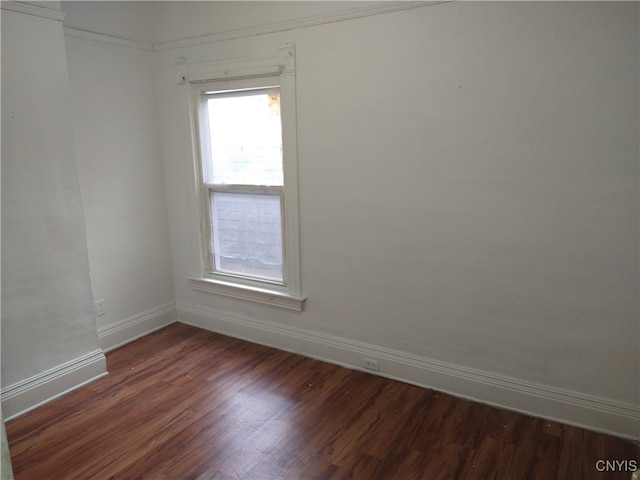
[177,45,304,310]
[201,85,284,283]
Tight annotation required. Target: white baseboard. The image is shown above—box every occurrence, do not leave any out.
[1,303,177,421]
[177,302,639,441]
[1,350,107,421]
[97,301,177,352]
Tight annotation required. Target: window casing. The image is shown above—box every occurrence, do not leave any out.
[177,45,304,310]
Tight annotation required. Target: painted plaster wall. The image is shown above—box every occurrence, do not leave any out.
[1,8,104,387]
[63,10,175,340]
[154,1,638,411]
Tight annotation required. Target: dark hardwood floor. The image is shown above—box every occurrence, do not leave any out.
[6,323,638,480]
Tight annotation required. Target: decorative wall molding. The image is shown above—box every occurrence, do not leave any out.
[1,350,107,421]
[55,2,445,53]
[0,1,66,22]
[177,301,640,441]
[63,26,152,51]
[97,301,177,352]
[153,1,447,51]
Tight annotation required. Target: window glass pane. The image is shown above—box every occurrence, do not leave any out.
[210,191,283,282]
[207,91,283,186]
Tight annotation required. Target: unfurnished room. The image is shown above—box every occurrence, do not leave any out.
[1,1,639,479]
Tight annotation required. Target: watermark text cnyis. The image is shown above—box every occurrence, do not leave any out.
[594,459,637,473]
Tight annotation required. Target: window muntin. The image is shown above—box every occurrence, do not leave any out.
[199,85,287,284]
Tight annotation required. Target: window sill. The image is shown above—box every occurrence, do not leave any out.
[187,277,306,311]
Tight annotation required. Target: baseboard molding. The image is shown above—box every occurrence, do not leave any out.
[97,301,177,352]
[177,302,639,441]
[1,350,107,421]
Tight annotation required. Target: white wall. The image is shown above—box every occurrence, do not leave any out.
[154,2,639,439]
[1,4,106,417]
[62,1,176,350]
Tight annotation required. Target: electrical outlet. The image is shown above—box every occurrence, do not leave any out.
[95,299,106,317]
[364,358,379,372]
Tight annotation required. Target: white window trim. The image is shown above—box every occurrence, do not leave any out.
[176,44,305,311]
[186,276,305,311]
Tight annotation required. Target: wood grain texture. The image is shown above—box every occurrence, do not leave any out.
[6,323,638,479]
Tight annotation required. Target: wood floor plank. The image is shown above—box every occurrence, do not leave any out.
[329,452,382,480]
[6,323,639,480]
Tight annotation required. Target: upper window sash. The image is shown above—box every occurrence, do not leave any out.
[200,86,283,188]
